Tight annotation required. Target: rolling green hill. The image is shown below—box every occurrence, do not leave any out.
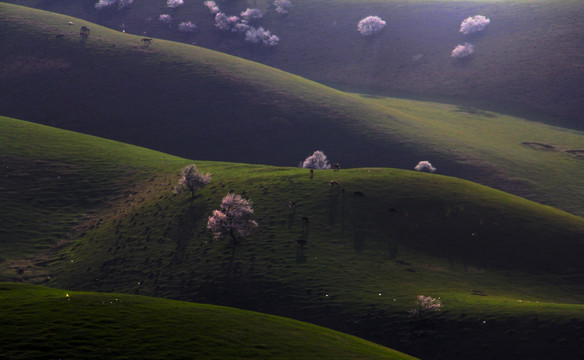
[5,0,584,128]
[1,3,584,217]
[0,282,415,359]
[1,115,583,359]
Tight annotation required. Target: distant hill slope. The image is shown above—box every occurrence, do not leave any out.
[4,0,584,128]
[0,283,415,359]
[1,3,584,217]
[1,115,584,359]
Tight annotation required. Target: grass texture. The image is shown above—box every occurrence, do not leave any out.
[1,115,583,359]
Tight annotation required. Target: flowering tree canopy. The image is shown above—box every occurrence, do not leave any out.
[301,150,331,170]
[204,1,220,14]
[95,0,133,10]
[167,0,183,8]
[460,15,490,35]
[241,8,263,21]
[451,43,474,58]
[245,26,280,46]
[414,161,437,173]
[215,12,241,31]
[175,164,211,199]
[357,16,386,36]
[207,194,258,241]
[178,21,197,33]
[159,14,172,23]
[409,295,442,320]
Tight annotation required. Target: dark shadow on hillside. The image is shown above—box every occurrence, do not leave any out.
[352,191,365,252]
[328,184,341,226]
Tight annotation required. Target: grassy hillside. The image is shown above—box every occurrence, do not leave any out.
[0,283,415,359]
[5,0,584,128]
[1,116,583,359]
[1,3,584,217]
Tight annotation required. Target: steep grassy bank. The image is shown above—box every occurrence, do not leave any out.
[5,0,584,128]
[1,116,583,359]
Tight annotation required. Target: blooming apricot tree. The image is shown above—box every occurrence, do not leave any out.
[176,164,211,199]
[409,295,442,320]
[414,161,437,173]
[207,194,258,243]
[301,150,331,170]
[357,16,386,36]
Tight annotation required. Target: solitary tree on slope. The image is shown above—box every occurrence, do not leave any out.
[175,164,212,199]
[207,193,258,246]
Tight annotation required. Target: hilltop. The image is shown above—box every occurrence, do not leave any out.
[1,3,584,217]
[4,0,584,128]
[1,115,583,359]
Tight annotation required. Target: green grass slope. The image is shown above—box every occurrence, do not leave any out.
[0,282,415,359]
[5,0,584,128]
[1,116,583,359]
[1,3,584,217]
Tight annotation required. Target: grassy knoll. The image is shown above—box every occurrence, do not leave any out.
[1,3,584,217]
[0,282,414,359]
[4,0,584,128]
[1,116,583,359]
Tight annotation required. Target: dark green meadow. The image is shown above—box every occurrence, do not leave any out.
[1,115,583,359]
[1,2,584,359]
[0,283,414,359]
[5,0,584,128]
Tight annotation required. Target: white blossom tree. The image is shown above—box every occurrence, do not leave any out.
[301,150,331,170]
[159,14,172,23]
[414,161,436,173]
[409,295,442,320]
[167,0,183,8]
[176,164,211,199]
[240,8,263,21]
[357,16,386,36]
[207,194,258,244]
[178,21,197,33]
[460,15,490,35]
[245,26,280,46]
[95,0,133,10]
[204,1,220,14]
[451,43,474,59]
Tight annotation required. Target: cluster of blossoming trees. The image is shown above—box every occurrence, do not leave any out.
[451,15,491,59]
[93,0,487,57]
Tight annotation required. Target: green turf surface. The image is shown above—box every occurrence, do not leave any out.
[0,282,415,359]
[1,3,584,218]
[1,115,583,359]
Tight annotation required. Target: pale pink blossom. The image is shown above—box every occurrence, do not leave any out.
[460,15,490,35]
[207,194,258,241]
[300,150,331,170]
[414,161,436,173]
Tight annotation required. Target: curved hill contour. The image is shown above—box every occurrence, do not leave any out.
[0,283,415,359]
[1,3,584,218]
[4,0,584,128]
[1,115,583,359]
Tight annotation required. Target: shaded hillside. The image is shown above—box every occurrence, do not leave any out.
[5,0,584,128]
[2,3,584,218]
[1,116,583,359]
[0,283,415,359]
